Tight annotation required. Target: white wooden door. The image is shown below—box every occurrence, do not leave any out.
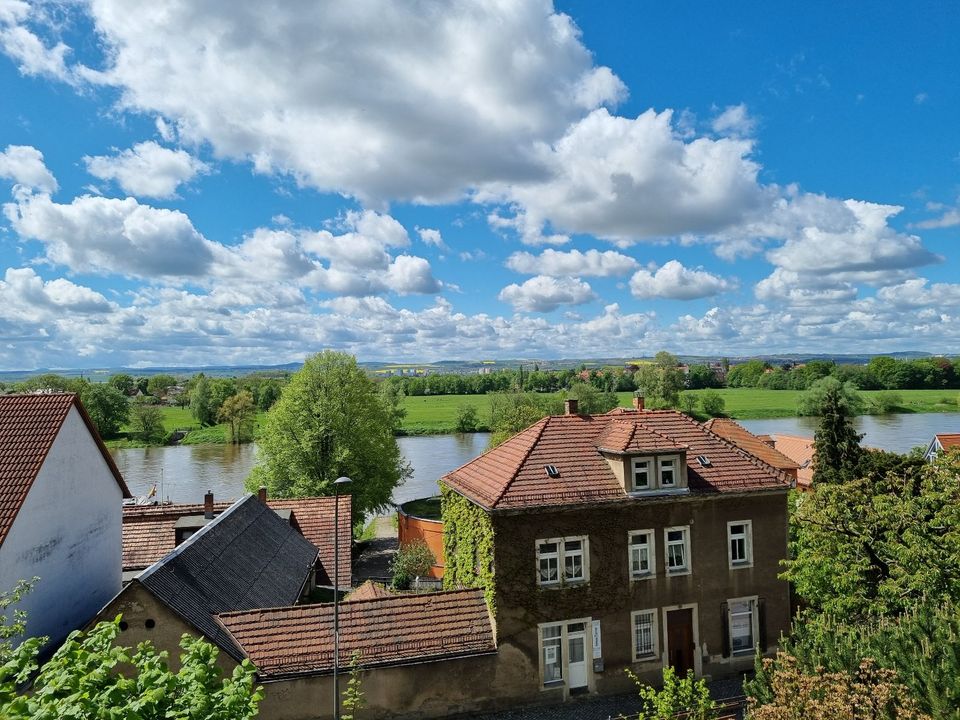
[566,624,588,689]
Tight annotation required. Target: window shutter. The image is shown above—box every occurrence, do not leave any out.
[757,597,767,651]
[720,601,730,658]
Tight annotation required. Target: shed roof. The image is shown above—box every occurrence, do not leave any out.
[217,589,495,679]
[771,434,815,488]
[135,494,318,660]
[442,409,791,511]
[935,433,960,451]
[0,393,130,547]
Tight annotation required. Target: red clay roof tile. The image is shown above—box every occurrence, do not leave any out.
[217,588,494,679]
[935,433,960,450]
[704,418,800,472]
[443,409,791,510]
[0,393,129,547]
[123,494,351,583]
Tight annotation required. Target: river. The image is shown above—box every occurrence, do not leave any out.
[110,412,960,505]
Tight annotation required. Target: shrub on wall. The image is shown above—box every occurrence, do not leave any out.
[440,484,495,611]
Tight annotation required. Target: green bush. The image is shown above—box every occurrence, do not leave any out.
[391,539,435,590]
[701,390,725,417]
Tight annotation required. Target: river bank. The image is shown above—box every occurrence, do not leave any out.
[103,388,960,448]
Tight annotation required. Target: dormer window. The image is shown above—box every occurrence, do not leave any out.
[631,458,652,491]
[660,459,676,487]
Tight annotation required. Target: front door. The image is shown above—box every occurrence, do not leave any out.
[666,609,695,675]
[566,622,588,691]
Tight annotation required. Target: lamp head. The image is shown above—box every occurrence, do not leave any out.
[334,476,352,486]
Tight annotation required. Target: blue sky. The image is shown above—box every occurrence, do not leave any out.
[0,1,958,370]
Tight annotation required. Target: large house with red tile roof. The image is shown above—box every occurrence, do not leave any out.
[0,393,131,649]
[440,398,793,702]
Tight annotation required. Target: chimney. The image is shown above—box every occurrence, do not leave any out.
[257,486,267,504]
[564,398,579,415]
[633,395,645,411]
[204,490,214,519]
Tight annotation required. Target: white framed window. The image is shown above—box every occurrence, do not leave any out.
[631,457,652,490]
[536,536,589,586]
[540,623,564,684]
[631,609,659,661]
[659,458,676,487]
[628,530,655,579]
[664,526,691,575]
[727,520,753,568]
[728,597,757,654]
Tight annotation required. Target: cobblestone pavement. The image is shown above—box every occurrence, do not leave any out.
[352,516,397,584]
[454,676,746,720]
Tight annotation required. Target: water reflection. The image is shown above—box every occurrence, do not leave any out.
[110,433,491,505]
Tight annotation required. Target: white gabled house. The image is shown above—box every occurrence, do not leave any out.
[0,393,130,649]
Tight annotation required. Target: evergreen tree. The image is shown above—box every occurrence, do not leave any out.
[807,377,865,484]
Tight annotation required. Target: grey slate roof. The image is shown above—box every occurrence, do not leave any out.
[137,494,318,660]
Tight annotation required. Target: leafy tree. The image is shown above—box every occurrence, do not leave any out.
[0,579,35,654]
[562,381,618,414]
[0,617,262,719]
[686,364,722,389]
[130,398,167,444]
[378,379,407,432]
[783,449,957,619]
[191,374,216,426]
[803,377,865,485]
[745,602,960,718]
[391,539,436,589]
[455,403,481,433]
[209,378,239,416]
[869,390,903,415]
[248,351,411,521]
[633,352,686,408]
[726,359,769,388]
[79,383,129,438]
[107,373,136,395]
[16,373,82,393]
[678,392,699,416]
[487,391,562,448]
[626,666,716,720]
[217,390,256,444]
[257,380,282,411]
[748,654,929,720]
[146,373,178,397]
[700,390,725,417]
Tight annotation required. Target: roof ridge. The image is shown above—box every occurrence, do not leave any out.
[490,415,551,509]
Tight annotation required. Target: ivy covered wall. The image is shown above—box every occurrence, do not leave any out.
[440,483,496,612]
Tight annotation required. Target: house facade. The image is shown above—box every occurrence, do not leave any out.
[0,393,130,650]
[441,401,793,702]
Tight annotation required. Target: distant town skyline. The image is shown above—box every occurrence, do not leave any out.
[1,2,958,370]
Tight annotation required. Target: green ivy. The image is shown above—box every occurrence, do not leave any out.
[441,484,496,613]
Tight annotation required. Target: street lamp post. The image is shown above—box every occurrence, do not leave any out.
[332,476,352,720]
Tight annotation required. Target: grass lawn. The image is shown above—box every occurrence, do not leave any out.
[106,406,267,447]
[400,394,489,433]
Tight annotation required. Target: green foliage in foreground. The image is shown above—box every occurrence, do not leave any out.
[627,666,716,720]
[745,603,960,719]
[390,538,436,590]
[0,618,262,720]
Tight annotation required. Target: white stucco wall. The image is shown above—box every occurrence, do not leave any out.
[0,406,123,649]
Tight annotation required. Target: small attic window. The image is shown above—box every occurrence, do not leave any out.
[545,464,560,478]
[696,455,712,467]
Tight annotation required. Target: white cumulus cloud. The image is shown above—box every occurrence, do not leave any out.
[84,141,209,199]
[506,248,638,277]
[630,260,735,300]
[498,275,596,312]
[0,145,57,193]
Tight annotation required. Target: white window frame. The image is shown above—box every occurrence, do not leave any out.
[631,608,659,661]
[628,530,656,580]
[727,595,759,656]
[630,457,652,491]
[659,457,677,487]
[664,526,691,576]
[536,536,590,587]
[727,520,753,569]
[538,617,593,689]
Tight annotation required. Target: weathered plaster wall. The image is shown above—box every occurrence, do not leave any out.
[491,491,791,695]
[0,406,123,649]
[96,582,237,675]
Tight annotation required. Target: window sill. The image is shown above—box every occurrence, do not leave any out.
[628,487,690,498]
[537,580,588,589]
[731,648,754,657]
[729,562,753,570]
[666,569,691,577]
[630,573,656,582]
[633,654,658,663]
[542,680,565,690]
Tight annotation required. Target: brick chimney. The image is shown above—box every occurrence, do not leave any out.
[633,395,645,411]
[564,398,579,415]
[204,490,214,519]
[257,486,267,504]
